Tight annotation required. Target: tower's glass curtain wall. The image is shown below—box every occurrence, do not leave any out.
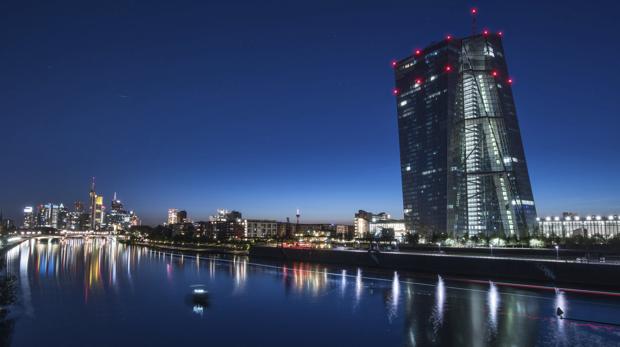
[394,34,536,239]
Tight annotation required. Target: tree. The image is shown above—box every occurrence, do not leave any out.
[379,228,395,242]
[404,232,420,245]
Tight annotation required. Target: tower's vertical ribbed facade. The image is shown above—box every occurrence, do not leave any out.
[394,33,536,239]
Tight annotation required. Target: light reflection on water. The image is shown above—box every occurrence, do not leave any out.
[5,238,620,346]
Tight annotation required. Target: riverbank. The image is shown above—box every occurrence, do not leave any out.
[250,246,620,289]
[122,240,249,255]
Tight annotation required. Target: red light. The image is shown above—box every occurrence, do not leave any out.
[391,60,397,68]
[491,71,498,77]
[445,65,452,72]
[507,78,513,84]
[415,49,422,56]
[471,8,477,14]
[415,78,422,85]
[483,30,489,36]
[393,88,399,95]
[446,34,452,40]
[498,31,503,36]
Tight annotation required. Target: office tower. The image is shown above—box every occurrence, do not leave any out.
[393,32,536,239]
[36,203,65,229]
[23,206,35,229]
[167,208,178,225]
[89,178,104,230]
[176,210,188,224]
[107,193,133,231]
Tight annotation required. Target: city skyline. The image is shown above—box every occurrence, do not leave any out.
[2,1,620,225]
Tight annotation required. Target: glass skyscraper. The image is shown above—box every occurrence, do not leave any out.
[394,33,536,239]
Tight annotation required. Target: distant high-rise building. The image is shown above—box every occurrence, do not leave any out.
[67,201,87,231]
[23,206,35,229]
[106,193,134,232]
[89,178,104,230]
[167,208,178,225]
[393,32,536,239]
[74,201,84,213]
[176,210,188,224]
[37,203,65,229]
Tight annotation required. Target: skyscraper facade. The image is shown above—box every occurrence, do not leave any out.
[167,208,178,225]
[394,33,536,239]
[89,178,104,230]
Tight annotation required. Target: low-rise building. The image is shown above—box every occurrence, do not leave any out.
[537,214,620,239]
[369,219,407,242]
[244,219,278,238]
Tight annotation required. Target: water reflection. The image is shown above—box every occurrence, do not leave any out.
[5,239,620,346]
[488,281,500,333]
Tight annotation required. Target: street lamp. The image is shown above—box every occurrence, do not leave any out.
[555,245,559,260]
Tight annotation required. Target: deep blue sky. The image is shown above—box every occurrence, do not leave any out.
[2,0,619,225]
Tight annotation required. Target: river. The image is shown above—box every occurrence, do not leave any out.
[3,238,620,346]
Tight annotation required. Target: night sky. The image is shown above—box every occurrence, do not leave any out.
[2,0,619,225]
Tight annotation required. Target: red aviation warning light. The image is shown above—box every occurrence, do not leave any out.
[446,34,453,40]
[507,78,513,84]
[415,49,422,56]
[498,31,504,37]
[483,29,489,36]
[444,65,452,72]
[471,8,478,34]
[393,88,399,95]
[415,78,422,85]
[391,60,397,68]
[491,70,499,77]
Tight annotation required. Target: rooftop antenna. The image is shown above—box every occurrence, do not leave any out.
[471,7,478,35]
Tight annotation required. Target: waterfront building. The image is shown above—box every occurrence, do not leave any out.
[244,219,278,238]
[537,214,620,239]
[167,208,178,225]
[354,210,392,238]
[335,224,353,239]
[369,219,407,242]
[354,210,372,238]
[394,32,536,240]
[209,209,244,240]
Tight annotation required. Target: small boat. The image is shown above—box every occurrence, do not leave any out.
[193,288,208,295]
[188,285,210,309]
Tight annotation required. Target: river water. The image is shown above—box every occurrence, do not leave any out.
[3,238,620,346]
